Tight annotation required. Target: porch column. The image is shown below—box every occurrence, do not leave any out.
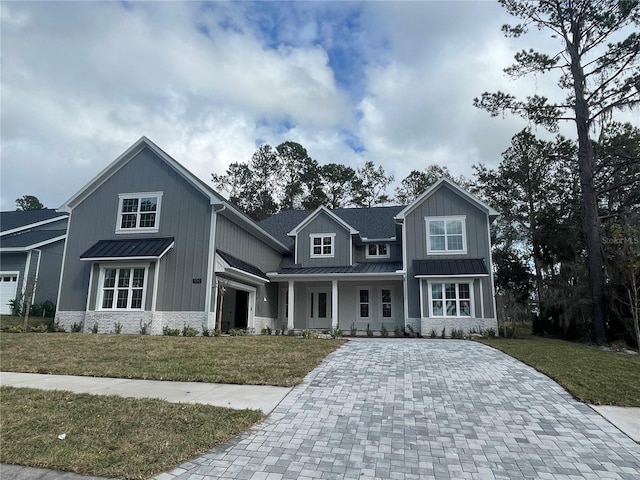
[287,280,295,330]
[419,278,425,319]
[331,280,338,329]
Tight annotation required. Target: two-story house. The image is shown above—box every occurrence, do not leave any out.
[55,137,498,336]
[55,137,288,334]
[260,182,498,335]
[0,209,68,314]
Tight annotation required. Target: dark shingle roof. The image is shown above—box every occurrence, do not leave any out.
[276,261,403,276]
[1,209,67,233]
[80,237,174,259]
[413,259,488,276]
[217,250,269,281]
[259,206,404,249]
[0,229,66,249]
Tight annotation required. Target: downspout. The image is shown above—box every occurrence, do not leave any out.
[205,204,225,330]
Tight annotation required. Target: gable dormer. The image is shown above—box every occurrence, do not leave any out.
[287,206,357,267]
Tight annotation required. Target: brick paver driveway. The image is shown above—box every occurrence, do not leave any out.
[156,339,640,480]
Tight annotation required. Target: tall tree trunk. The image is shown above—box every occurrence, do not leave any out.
[568,21,607,344]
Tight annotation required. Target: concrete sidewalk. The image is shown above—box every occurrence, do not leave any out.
[0,372,292,413]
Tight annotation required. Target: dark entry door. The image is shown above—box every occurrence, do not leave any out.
[234,290,249,329]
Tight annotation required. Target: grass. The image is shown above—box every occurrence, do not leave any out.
[0,333,345,387]
[479,335,640,407]
[0,386,263,479]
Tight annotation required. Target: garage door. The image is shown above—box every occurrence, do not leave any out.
[0,273,19,315]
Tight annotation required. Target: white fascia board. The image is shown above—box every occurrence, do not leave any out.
[415,274,489,279]
[1,216,68,237]
[225,267,268,285]
[360,237,396,242]
[394,178,499,220]
[80,255,163,262]
[58,137,223,213]
[287,206,358,236]
[0,234,67,252]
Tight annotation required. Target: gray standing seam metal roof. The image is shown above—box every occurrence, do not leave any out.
[217,250,269,281]
[0,209,67,233]
[80,237,175,259]
[276,261,403,275]
[259,206,405,249]
[0,229,66,249]
[413,258,488,276]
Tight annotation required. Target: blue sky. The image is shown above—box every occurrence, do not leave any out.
[2,1,636,211]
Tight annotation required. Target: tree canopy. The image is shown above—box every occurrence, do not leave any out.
[474,0,640,344]
[15,195,45,211]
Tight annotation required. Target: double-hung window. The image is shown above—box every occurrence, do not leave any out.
[310,234,335,258]
[358,288,370,319]
[430,282,472,317]
[426,216,466,254]
[116,192,162,233]
[366,243,390,258]
[100,266,147,310]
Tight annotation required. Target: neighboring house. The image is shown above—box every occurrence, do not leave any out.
[56,136,498,336]
[0,209,68,314]
[55,137,288,334]
[260,182,499,335]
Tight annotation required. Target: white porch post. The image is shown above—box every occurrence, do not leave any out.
[331,280,338,329]
[419,279,425,319]
[287,280,295,330]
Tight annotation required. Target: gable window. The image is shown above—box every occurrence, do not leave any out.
[358,288,370,318]
[310,233,335,258]
[116,192,162,233]
[426,216,467,254]
[99,266,147,310]
[366,243,390,258]
[430,282,472,317]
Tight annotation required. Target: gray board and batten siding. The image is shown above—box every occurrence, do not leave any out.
[404,183,495,320]
[296,211,352,267]
[58,146,213,313]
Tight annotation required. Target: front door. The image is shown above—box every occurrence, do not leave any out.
[309,288,331,329]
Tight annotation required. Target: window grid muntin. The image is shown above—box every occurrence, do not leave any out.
[430,282,472,318]
[310,234,335,258]
[117,193,162,233]
[100,267,146,310]
[426,216,467,253]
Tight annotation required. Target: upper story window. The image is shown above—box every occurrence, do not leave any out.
[366,243,390,259]
[116,192,162,233]
[426,216,467,254]
[310,233,335,258]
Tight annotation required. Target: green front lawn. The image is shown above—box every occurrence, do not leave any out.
[0,333,345,387]
[479,335,640,407]
[0,387,262,479]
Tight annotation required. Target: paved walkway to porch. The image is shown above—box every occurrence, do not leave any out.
[154,339,640,480]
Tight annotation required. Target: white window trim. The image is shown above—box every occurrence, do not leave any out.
[428,281,475,318]
[357,287,371,320]
[116,192,163,234]
[310,233,336,258]
[380,286,394,320]
[365,243,390,259]
[425,216,467,255]
[97,264,150,311]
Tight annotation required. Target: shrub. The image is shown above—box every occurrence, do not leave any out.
[274,329,280,336]
[406,324,416,338]
[6,325,23,333]
[261,326,272,335]
[91,322,99,334]
[430,329,437,339]
[331,327,342,339]
[113,322,123,334]
[350,323,357,337]
[228,328,246,336]
[302,329,311,339]
[139,320,151,335]
[163,326,180,336]
[30,324,48,333]
[71,321,84,333]
[201,325,211,337]
[394,325,404,337]
[441,327,447,339]
[50,321,65,333]
[182,324,198,337]
[503,325,516,339]
[366,324,373,337]
[29,300,56,318]
[9,296,22,317]
[380,323,388,337]
[451,328,465,339]
[482,328,496,339]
